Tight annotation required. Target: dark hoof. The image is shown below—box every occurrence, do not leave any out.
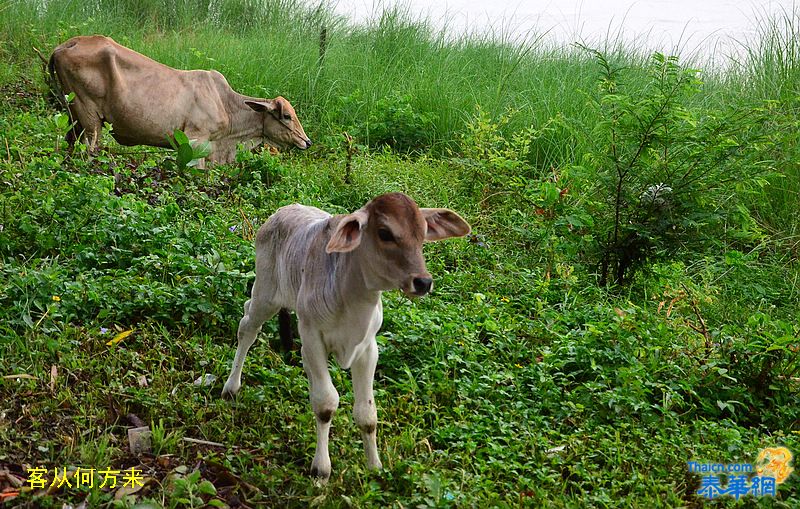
[310,466,330,481]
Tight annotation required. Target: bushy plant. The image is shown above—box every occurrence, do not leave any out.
[576,49,774,284]
[343,92,437,152]
[167,129,211,170]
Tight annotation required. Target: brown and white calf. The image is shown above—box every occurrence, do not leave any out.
[222,193,470,479]
[48,35,311,165]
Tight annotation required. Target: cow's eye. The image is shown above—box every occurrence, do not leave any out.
[282,114,291,121]
[378,228,395,242]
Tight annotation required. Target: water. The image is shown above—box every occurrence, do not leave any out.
[332,0,795,63]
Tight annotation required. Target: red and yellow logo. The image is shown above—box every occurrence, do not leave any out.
[755,447,794,484]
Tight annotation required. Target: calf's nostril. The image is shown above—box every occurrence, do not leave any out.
[305,139,312,148]
[413,277,432,295]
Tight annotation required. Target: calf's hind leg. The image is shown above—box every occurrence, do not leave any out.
[222,275,279,397]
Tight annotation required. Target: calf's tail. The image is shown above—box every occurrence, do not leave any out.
[278,308,293,351]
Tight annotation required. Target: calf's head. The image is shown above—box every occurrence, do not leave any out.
[245,96,312,150]
[326,193,471,296]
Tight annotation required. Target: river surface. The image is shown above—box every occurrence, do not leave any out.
[331,0,795,64]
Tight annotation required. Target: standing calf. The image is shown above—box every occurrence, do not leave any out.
[222,193,470,480]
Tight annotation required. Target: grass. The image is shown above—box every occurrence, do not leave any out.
[1,0,800,507]
[722,6,800,246]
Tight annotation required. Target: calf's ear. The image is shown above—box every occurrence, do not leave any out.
[326,209,369,253]
[420,209,471,241]
[245,99,277,113]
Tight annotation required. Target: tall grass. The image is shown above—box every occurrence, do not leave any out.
[1,0,798,239]
[0,0,648,149]
[729,5,800,102]
[725,6,800,244]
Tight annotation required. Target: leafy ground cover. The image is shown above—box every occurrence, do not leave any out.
[1,1,799,507]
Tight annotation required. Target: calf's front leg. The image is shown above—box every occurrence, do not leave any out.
[300,323,339,481]
[350,338,382,470]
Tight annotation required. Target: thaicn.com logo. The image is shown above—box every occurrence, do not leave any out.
[688,446,794,500]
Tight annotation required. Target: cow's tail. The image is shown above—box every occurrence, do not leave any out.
[278,308,294,351]
[36,46,79,146]
[34,47,61,107]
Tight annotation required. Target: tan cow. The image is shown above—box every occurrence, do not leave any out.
[222,192,471,480]
[48,35,311,165]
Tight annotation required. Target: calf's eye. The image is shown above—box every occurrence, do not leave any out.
[283,114,292,121]
[378,228,395,242]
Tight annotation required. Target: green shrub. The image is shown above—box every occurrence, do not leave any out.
[577,49,775,284]
[343,92,437,152]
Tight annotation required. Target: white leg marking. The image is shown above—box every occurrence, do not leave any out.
[351,338,382,470]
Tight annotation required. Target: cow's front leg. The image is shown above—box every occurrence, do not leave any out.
[69,100,101,153]
[351,338,382,470]
[300,324,339,481]
[204,141,238,168]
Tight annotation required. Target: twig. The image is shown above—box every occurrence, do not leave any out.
[477,190,514,209]
[681,284,712,361]
[343,132,356,184]
[49,365,57,394]
[32,46,48,65]
[318,25,327,67]
[2,374,37,380]
[239,208,255,241]
[182,437,225,448]
[33,307,50,329]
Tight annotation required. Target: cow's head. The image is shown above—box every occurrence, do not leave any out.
[245,96,312,150]
[326,193,471,297]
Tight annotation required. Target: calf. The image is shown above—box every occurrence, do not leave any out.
[48,35,311,165]
[222,193,470,480]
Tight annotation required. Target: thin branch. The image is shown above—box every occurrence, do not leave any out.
[182,437,226,448]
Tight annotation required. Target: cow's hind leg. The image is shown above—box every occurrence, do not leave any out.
[299,323,338,481]
[222,275,279,397]
[351,339,382,470]
[64,114,82,149]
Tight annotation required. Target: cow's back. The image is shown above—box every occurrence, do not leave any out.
[51,35,230,147]
[52,36,167,97]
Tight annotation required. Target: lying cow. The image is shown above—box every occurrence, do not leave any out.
[222,192,470,480]
[48,35,311,165]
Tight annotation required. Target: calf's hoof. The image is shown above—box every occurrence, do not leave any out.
[310,465,331,483]
[221,380,240,399]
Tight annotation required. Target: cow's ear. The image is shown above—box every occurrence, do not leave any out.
[326,209,368,253]
[273,97,286,118]
[420,208,471,241]
[245,99,277,113]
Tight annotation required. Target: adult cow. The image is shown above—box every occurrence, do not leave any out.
[222,192,471,480]
[48,35,311,165]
